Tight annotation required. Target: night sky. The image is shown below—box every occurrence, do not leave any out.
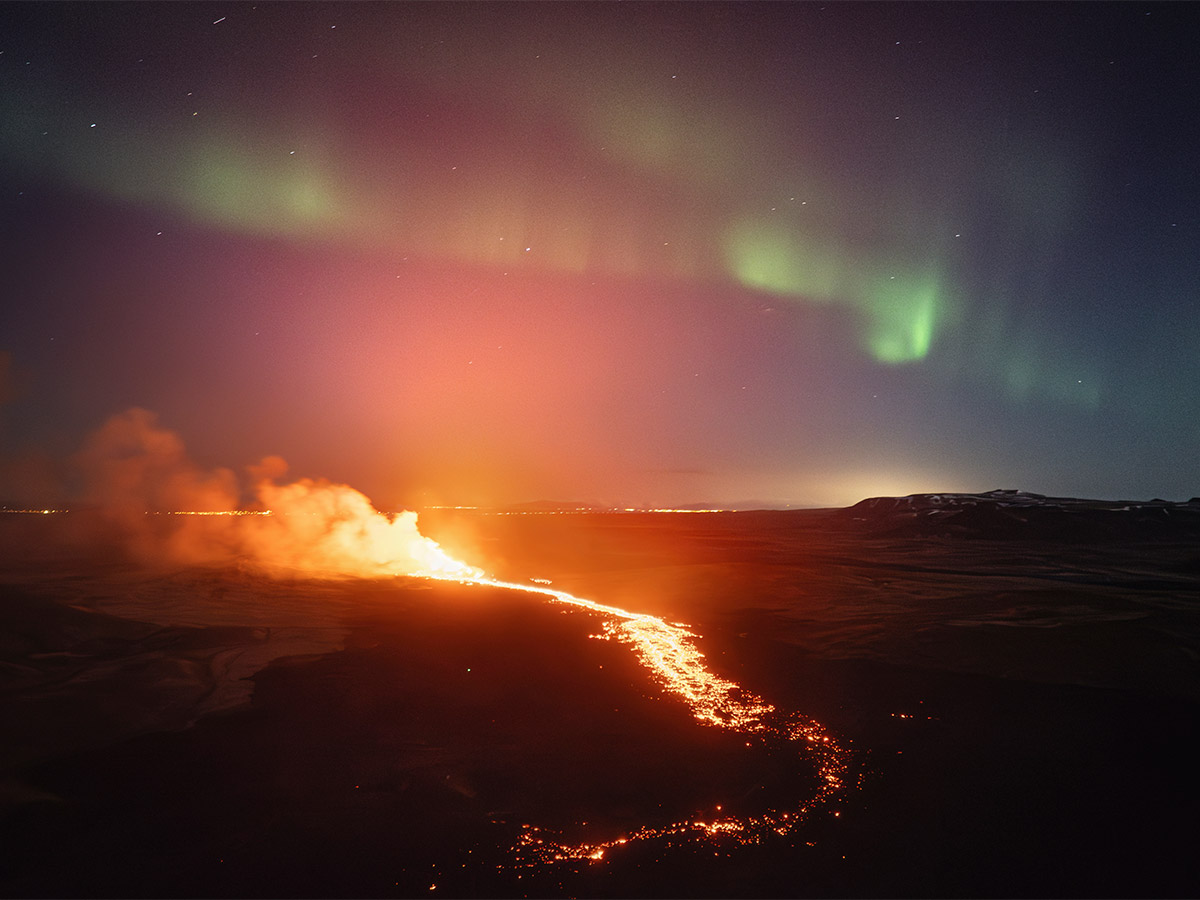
[1,2,1197,510]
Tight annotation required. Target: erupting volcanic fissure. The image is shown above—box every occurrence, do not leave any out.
[73,408,851,867]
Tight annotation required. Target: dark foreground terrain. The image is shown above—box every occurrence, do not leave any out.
[2,494,1198,897]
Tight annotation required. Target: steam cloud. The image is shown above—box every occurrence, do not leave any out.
[70,408,479,580]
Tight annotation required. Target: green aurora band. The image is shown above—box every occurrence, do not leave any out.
[7,3,1184,423]
[723,216,944,364]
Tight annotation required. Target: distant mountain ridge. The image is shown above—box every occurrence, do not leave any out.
[839,489,1200,541]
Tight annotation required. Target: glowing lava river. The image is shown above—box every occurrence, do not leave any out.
[423,565,852,868]
[128,475,853,870]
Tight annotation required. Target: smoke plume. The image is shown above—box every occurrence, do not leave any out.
[71,408,479,580]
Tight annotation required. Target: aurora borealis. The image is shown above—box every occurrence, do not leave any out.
[1,2,1197,509]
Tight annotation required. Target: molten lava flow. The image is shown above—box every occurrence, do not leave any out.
[72,409,848,863]
[424,572,852,866]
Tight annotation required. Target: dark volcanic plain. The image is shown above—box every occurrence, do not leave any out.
[1,493,1198,898]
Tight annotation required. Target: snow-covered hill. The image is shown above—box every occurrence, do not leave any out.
[839,489,1200,541]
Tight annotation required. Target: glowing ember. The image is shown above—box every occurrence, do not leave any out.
[423,571,853,866]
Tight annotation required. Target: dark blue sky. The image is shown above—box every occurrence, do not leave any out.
[1,2,1197,508]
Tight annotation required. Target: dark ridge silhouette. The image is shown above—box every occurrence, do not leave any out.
[837,490,1200,542]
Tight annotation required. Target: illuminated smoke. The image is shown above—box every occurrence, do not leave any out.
[72,408,477,579]
[243,474,481,579]
[74,407,240,517]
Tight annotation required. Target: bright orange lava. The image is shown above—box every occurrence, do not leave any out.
[79,418,851,870]
[426,571,852,866]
